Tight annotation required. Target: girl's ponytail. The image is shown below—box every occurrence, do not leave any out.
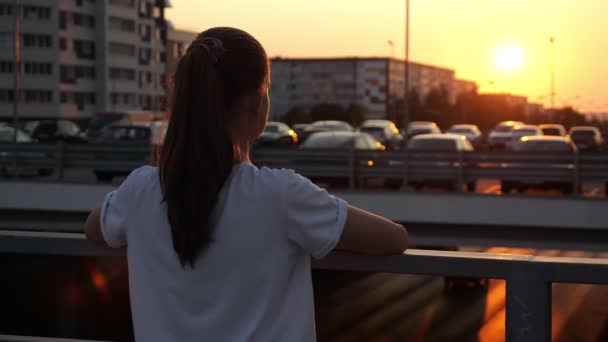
[159,28,268,268]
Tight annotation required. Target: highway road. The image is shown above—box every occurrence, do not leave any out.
[313,247,608,342]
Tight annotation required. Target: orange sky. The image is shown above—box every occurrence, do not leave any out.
[167,0,608,115]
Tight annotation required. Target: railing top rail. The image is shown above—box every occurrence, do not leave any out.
[2,230,607,285]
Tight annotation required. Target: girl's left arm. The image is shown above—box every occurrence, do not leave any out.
[85,204,110,248]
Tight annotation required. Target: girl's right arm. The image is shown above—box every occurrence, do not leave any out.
[335,205,408,255]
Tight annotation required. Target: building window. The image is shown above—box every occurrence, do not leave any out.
[59,37,67,50]
[110,92,136,106]
[139,23,151,42]
[21,90,53,103]
[109,0,134,8]
[138,0,151,17]
[60,91,96,110]
[109,42,135,57]
[0,4,13,16]
[71,12,95,28]
[22,6,51,20]
[0,60,13,73]
[23,34,52,48]
[109,17,135,33]
[74,39,96,59]
[24,62,52,75]
[109,67,135,81]
[60,65,95,83]
[0,89,14,102]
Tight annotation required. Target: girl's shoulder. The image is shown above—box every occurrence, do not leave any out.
[118,166,160,198]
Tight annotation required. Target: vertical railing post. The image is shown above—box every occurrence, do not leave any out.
[348,146,356,190]
[456,150,464,192]
[506,265,551,342]
[402,148,409,192]
[55,141,65,181]
[573,150,581,196]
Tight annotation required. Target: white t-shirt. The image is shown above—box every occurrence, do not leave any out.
[100,163,348,341]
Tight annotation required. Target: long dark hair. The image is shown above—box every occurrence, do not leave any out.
[159,27,268,268]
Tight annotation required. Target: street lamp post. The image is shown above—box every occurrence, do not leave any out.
[403,0,410,134]
[13,0,20,142]
[387,40,395,59]
[402,0,410,190]
[12,0,20,178]
[550,37,555,110]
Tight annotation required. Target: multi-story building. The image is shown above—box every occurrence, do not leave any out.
[0,0,169,123]
[166,27,196,76]
[269,57,465,121]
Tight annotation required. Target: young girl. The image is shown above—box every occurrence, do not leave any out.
[85,27,407,341]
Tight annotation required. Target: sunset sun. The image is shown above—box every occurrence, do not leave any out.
[495,44,524,72]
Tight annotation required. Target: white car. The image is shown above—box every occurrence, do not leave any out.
[507,125,542,150]
[488,121,524,149]
[405,121,441,138]
[446,124,482,147]
[359,119,402,150]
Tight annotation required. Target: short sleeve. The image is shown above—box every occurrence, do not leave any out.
[284,172,348,259]
[99,167,147,248]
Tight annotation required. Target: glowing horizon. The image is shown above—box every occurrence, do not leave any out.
[166,0,608,114]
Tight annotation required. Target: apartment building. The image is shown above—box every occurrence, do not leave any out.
[270,57,470,121]
[166,27,196,76]
[0,0,169,122]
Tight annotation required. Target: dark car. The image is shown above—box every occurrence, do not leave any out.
[256,122,298,146]
[407,134,476,191]
[86,111,155,141]
[500,136,577,195]
[539,124,566,136]
[0,126,52,176]
[299,131,385,187]
[299,120,354,143]
[93,125,154,181]
[31,120,87,144]
[568,126,604,151]
[359,119,403,151]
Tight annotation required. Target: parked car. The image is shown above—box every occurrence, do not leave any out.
[299,131,387,187]
[256,121,298,146]
[359,119,403,150]
[405,121,441,138]
[500,136,578,195]
[446,124,482,148]
[0,126,52,176]
[0,126,34,143]
[539,124,566,136]
[292,124,310,144]
[407,134,476,191]
[507,125,542,150]
[487,121,524,150]
[30,119,87,144]
[87,110,156,141]
[568,126,604,151]
[93,124,155,181]
[299,120,354,143]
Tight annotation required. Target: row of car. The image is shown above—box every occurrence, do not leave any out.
[254,119,597,194]
[487,121,605,151]
[0,116,167,146]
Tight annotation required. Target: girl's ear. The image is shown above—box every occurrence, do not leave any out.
[243,92,263,117]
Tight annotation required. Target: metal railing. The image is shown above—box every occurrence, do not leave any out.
[1,230,607,342]
[1,143,608,195]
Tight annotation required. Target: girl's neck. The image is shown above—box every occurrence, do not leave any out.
[234,140,251,164]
